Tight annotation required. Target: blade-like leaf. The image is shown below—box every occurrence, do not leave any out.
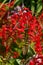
[35,3,42,16]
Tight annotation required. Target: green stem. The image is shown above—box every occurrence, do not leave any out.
[0,0,7,8]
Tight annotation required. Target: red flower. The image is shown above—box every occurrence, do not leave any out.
[11,18,16,25]
[7,0,14,8]
[2,25,7,40]
[29,54,43,65]
[39,13,43,20]
[13,52,19,58]
[0,29,2,38]
[6,45,10,53]
[29,60,35,65]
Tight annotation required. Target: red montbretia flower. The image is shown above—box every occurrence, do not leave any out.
[7,0,15,8]
[39,13,43,20]
[13,52,19,58]
[0,6,43,57]
[0,28,2,38]
[29,60,35,65]
[6,45,10,53]
[2,25,7,41]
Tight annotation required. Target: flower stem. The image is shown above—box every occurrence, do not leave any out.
[0,0,7,8]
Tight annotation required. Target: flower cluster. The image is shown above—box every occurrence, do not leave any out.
[0,6,43,58]
[0,0,14,19]
[29,54,43,65]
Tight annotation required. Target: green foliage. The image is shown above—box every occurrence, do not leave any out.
[24,0,42,16]
[0,0,42,16]
[14,0,42,16]
[0,0,9,2]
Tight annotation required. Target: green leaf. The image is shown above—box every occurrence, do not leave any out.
[29,47,35,54]
[9,58,15,64]
[14,60,19,65]
[31,0,35,15]
[0,62,2,65]
[37,0,42,3]
[0,0,3,2]
[14,0,22,6]
[16,59,21,65]
[35,3,42,16]
[6,62,11,65]
[5,6,9,10]
[0,58,2,62]
[15,0,19,4]
[31,4,35,15]
[26,44,36,59]
[14,48,22,54]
